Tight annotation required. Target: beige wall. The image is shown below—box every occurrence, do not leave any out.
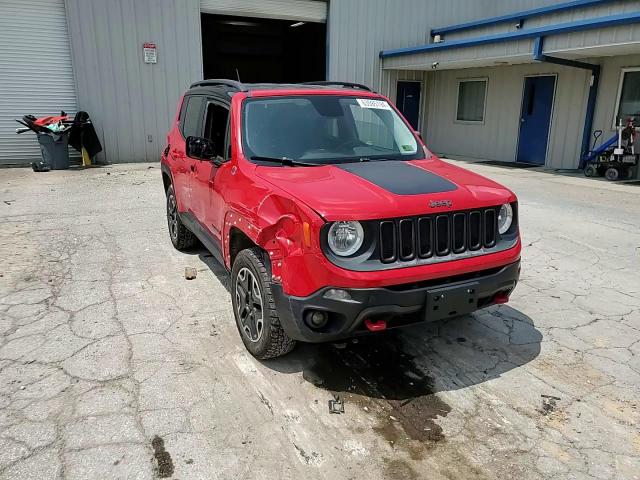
[592,54,640,137]
[419,63,590,169]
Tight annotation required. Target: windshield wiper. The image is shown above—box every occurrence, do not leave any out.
[250,156,318,167]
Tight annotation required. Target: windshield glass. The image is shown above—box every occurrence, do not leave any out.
[242,95,424,164]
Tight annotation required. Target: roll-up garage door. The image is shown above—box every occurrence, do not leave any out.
[0,0,78,166]
[200,0,327,23]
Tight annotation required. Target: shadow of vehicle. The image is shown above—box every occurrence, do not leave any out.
[194,245,541,442]
[265,306,540,398]
[265,306,541,443]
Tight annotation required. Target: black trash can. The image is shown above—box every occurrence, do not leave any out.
[36,132,70,170]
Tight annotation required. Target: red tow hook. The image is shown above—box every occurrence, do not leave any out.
[494,292,510,305]
[364,319,387,332]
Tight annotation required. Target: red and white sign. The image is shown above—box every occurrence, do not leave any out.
[143,43,157,64]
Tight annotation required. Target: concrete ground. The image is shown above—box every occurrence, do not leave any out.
[0,160,639,480]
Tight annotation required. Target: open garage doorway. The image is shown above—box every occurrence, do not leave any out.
[201,14,326,83]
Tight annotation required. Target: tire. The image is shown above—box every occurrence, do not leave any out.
[605,167,620,181]
[231,248,296,359]
[166,184,196,250]
[584,165,598,177]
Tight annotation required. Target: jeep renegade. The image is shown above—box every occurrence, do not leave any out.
[161,80,521,359]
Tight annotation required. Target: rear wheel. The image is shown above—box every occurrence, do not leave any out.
[231,248,295,359]
[166,184,196,250]
[605,167,620,181]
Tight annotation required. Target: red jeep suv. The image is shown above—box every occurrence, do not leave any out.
[161,80,521,359]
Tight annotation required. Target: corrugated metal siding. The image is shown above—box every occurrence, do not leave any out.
[65,0,202,163]
[331,0,640,84]
[200,0,327,22]
[0,0,78,166]
[424,63,590,169]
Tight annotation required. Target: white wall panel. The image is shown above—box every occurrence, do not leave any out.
[0,0,78,166]
[200,0,327,22]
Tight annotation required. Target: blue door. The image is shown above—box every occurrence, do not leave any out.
[516,76,556,165]
[396,81,421,130]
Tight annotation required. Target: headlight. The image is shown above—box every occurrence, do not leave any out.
[327,221,364,257]
[498,203,513,235]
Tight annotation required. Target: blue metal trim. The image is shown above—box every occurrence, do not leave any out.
[380,11,640,58]
[533,37,599,72]
[430,0,616,37]
[582,132,617,163]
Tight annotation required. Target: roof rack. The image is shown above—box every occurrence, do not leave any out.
[189,79,248,91]
[300,81,372,92]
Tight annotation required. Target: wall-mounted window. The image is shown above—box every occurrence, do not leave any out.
[615,68,640,126]
[456,78,487,123]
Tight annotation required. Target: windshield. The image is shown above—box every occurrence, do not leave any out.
[242,95,425,164]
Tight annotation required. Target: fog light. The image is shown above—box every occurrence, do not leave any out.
[305,310,329,329]
[323,288,352,301]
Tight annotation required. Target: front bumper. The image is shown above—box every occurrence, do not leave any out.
[272,260,520,342]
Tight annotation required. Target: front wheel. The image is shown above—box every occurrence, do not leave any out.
[231,248,295,359]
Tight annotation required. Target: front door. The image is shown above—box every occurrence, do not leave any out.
[190,100,230,245]
[396,81,421,130]
[516,75,556,165]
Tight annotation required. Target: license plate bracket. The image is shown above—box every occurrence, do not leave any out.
[425,282,479,322]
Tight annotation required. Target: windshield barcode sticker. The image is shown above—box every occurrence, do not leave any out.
[356,99,391,110]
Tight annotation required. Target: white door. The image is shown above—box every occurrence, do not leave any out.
[0,0,78,166]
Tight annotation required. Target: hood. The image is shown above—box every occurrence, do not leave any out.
[255,158,515,221]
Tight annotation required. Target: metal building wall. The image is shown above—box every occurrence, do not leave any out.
[0,0,78,166]
[65,0,202,163]
[328,0,640,169]
[328,0,561,93]
[592,54,640,136]
[423,63,590,169]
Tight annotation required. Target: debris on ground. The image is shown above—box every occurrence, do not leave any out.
[185,267,198,280]
[328,397,344,414]
[540,394,561,415]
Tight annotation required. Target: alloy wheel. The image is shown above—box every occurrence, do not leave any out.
[167,193,178,240]
[235,267,264,342]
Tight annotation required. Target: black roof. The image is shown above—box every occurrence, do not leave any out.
[186,79,373,98]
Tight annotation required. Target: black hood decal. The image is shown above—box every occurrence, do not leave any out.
[337,161,457,195]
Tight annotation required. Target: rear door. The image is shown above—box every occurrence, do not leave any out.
[170,95,205,211]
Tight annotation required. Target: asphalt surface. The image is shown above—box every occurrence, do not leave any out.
[0,161,639,480]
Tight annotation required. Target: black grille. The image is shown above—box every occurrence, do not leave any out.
[379,209,499,264]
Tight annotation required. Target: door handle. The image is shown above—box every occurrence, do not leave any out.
[190,164,195,172]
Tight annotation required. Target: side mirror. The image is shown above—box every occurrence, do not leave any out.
[186,136,216,161]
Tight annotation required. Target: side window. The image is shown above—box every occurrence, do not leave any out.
[615,69,640,124]
[203,102,230,159]
[181,96,205,138]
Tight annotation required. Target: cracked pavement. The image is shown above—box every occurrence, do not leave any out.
[0,161,639,479]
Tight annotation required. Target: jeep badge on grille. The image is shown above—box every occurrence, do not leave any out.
[429,200,453,208]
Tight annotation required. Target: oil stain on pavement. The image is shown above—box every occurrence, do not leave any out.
[295,332,452,458]
[151,436,175,478]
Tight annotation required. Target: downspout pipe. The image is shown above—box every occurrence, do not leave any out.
[533,37,600,169]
